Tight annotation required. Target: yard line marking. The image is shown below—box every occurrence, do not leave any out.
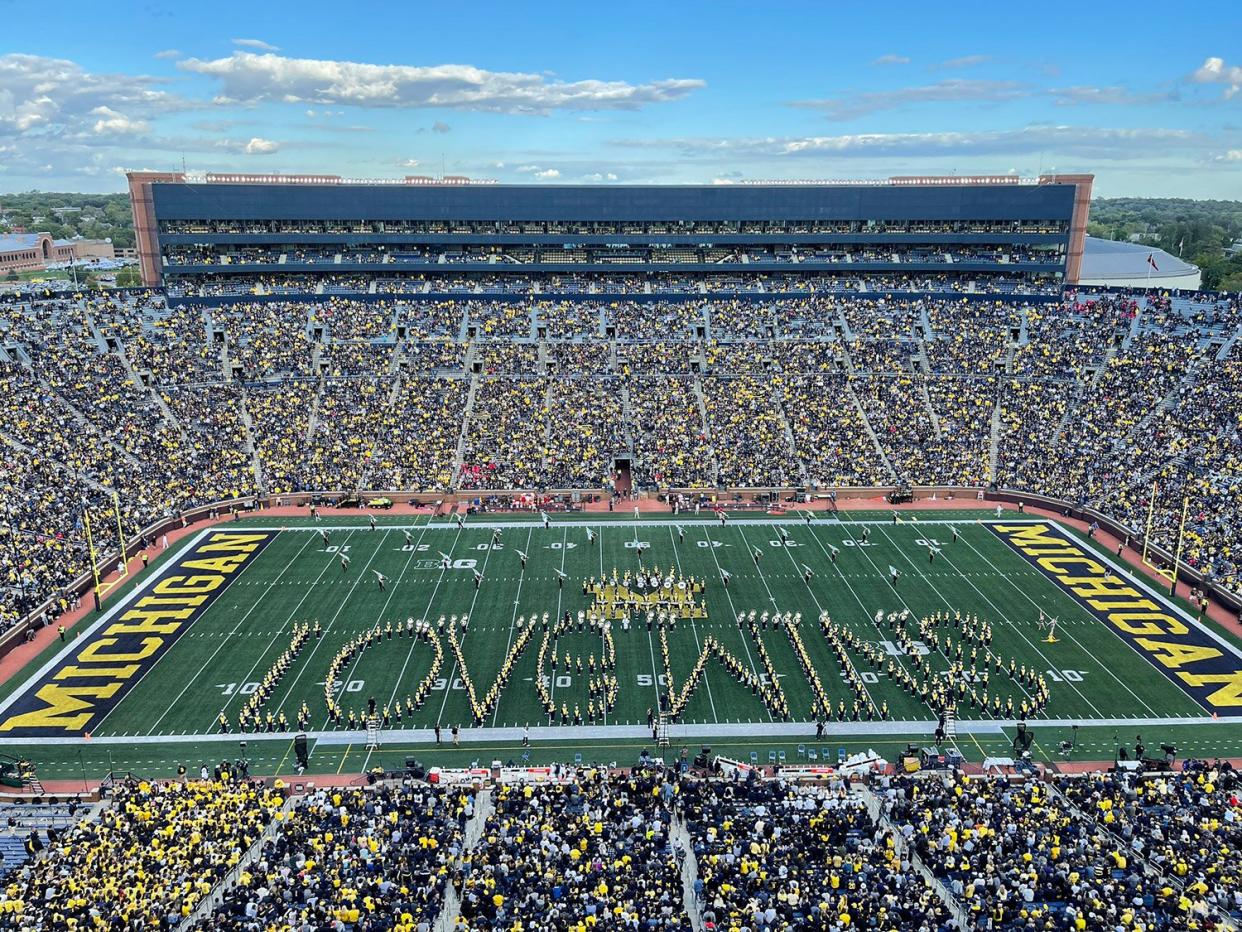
[270,527,399,724]
[763,523,880,719]
[433,527,500,728]
[699,524,774,723]
[490,525,535,728]
[949,526,1159,717]
[668,526,718,725]
[800,522,936,719]
[335,514,440,727]
[547,526,572,716]
[140,531,321,736]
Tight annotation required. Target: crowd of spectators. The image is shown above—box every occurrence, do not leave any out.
[4,760,1241,929]
[0,777,284,928]
[457,770,690,930]
[684,776,955,931]
[879,769,1234,929]
[210,781,474,931]
[1,284,1240,637]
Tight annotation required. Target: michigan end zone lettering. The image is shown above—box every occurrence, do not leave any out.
[0,531,275,737]
[991,523,1242,712]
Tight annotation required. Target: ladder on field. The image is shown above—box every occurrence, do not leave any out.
[942,708,957,742]
[656,713,670,749]
[365,716,381,750]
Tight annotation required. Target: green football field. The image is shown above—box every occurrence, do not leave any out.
[3,508,1241,781]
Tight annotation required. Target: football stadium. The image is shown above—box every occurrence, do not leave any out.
[1,18,1242,925]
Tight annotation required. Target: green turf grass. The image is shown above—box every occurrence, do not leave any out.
[3,508,1238,784]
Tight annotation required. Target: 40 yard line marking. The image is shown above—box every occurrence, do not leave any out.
[699,523,775,723]
[668,525,718,725]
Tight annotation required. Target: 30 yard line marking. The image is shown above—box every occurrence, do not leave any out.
[490,525,535,728]
[760,521,880,718]
[800,521,936,720]
[547,526,572,716]
[432,526,500,729]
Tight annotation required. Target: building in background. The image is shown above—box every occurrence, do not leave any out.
[1078,236,1200,290]
[0,233,116,276]
[128,171,1094,295]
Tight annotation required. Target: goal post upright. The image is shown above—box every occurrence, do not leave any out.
[1169,493,1190,596]
[1140,481,1158,571]
[81,500,103,598]
[111,490,127,574]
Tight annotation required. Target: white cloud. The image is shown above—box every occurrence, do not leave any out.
[1213,149,1242,161]
[0,53,189,140]
[91,106,149,135]
[932,55,991,70]
[583,171,619,181]
[232,38,281,52]
[214,136,281,154]
[401,158,420,168]
[177,51,704,113]
[794,79,1027,120]
[1047,85,1176,106]
[873,54,910,66]
[154,49,181,60]
[1193,57,1242,99]
[614,125,1205,161]
[242,136,280,154]
[533,168,560,178]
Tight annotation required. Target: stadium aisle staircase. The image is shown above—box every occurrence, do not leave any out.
[858,784,970,929]
[238,391,266,492]
[671,812,705,932]
[451,375,479,483]
[185,794,297,927]
[689,377,721,486]
[435,788,493,932]
[846,383,898,483]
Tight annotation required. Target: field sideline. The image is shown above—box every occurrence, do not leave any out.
[3,506,1238,782]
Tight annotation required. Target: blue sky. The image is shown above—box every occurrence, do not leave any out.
[1,0,1240,196]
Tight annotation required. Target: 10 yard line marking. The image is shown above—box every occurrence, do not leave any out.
[266,529,397,723]
[948,526,1155,718]
[141,531,321,736]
